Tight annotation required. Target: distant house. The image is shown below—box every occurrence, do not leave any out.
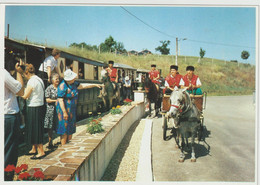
[138,49,152,56]
[128,50,138,56]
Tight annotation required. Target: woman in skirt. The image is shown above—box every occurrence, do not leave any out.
[56,69,102,145]
[44,73,59,149]
[22,64,45,160]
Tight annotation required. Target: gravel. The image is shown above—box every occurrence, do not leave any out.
[101,119,146,181]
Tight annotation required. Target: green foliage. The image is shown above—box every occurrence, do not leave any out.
[110,106,122,115]
[99,35,116,52]
[87,117,104,134]
[199,48,206,58]
[241,50,250,60]
[115,42,127,53]
[69,42,98,51]
[155,40,170,55]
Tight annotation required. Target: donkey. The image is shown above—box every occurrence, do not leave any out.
[100,72,119,110]
[144,78,162,117]
[166,88,201,162]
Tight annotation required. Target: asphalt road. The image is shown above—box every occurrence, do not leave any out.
[152,95,256,182]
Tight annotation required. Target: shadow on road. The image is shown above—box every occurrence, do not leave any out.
[164,125,211,160]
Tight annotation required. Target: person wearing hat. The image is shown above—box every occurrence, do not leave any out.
[38,48,61,88]
[107,60,118,83]
[183,66,202,95]
[123,76,131,99]
[149,64,160,84]
[164,65,184,94]
[56,69,102,145]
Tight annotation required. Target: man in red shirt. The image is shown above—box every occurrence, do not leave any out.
[164,65,184,94]
[183,65,202,95]
[108,60,118,83]
[107,60,118,92]
[149,64,160,85]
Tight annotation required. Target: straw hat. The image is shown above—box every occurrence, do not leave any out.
[64,69,77,81]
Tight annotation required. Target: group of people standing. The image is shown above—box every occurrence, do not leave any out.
[4,49,101,180]
[149,64,202,95]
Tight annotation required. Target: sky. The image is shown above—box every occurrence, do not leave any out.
[4,5,256,64]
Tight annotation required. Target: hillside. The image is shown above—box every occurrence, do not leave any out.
[59,47,255,96]
[11,39,255,96]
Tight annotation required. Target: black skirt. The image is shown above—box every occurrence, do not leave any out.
[25,106,45,145]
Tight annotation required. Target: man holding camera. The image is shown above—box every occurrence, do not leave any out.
[4,52,25,180]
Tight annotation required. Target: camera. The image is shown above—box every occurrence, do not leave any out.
[18,64,26,70]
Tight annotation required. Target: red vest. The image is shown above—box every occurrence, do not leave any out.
[183,74,198,86]
[165,74,183,88]
[149,70,160,84]
[108,67,117,82]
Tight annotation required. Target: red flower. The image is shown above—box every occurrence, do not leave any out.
[15,166,23,174]
[124,98,132,102]
[33,170,44,180]
[20,164,28,171]
[4,164,16,172]
[34,168,41,171]
[18,172,31,180]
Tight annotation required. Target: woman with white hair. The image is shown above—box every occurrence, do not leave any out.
[44,73,60,149]
[56,69,102,145]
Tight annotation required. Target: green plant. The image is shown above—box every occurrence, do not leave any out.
[110,106,122,115]
[87,117,104,134]
[123,98,132,106]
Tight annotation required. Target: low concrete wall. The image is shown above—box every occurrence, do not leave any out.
[29,101,145,181]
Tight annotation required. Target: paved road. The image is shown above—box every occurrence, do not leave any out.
[152,95,255,182]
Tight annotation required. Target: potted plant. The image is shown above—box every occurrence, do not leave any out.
[137,83,143,91]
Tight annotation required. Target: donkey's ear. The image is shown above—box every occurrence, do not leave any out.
[181,87,188,92]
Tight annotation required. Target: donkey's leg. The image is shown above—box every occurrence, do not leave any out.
[148,100,152,116]
[191,132,196,162]
[178,135,185,162]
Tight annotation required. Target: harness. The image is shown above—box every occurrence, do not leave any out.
[171,91,191,116]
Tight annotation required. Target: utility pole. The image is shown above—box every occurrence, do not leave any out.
[175,37,178,65]
[7,24,10,38]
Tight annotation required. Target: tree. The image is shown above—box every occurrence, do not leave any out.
[241,50,250,60]
[99,36,116,52]
[199,48,206,58]
[155,40,170,55]
[69,42,98,51]
[115,42,127,53]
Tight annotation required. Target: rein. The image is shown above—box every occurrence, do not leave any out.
[171,91,191,115]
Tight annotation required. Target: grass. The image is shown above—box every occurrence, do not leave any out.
[12,39,256,96]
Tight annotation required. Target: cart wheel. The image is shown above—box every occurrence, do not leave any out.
[163,115,168,140]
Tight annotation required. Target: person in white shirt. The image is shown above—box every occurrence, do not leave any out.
[38,48,60,87]
[22,63,46,160]
[4,53,25,181]
[123,76,131,99]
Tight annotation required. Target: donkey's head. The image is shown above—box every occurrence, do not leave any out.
[168,88,187,118]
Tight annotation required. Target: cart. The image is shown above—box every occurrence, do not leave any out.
[161,91,207,141]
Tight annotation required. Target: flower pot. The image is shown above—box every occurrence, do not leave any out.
[137,87,143,91]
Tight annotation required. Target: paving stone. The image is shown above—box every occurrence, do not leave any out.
[44,166,75,178]
[53,175,72,181]
[38,159,59,166]
[60,158,85,165]
[59,151,77,158]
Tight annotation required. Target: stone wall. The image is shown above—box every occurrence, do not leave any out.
[29,102,145,181]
